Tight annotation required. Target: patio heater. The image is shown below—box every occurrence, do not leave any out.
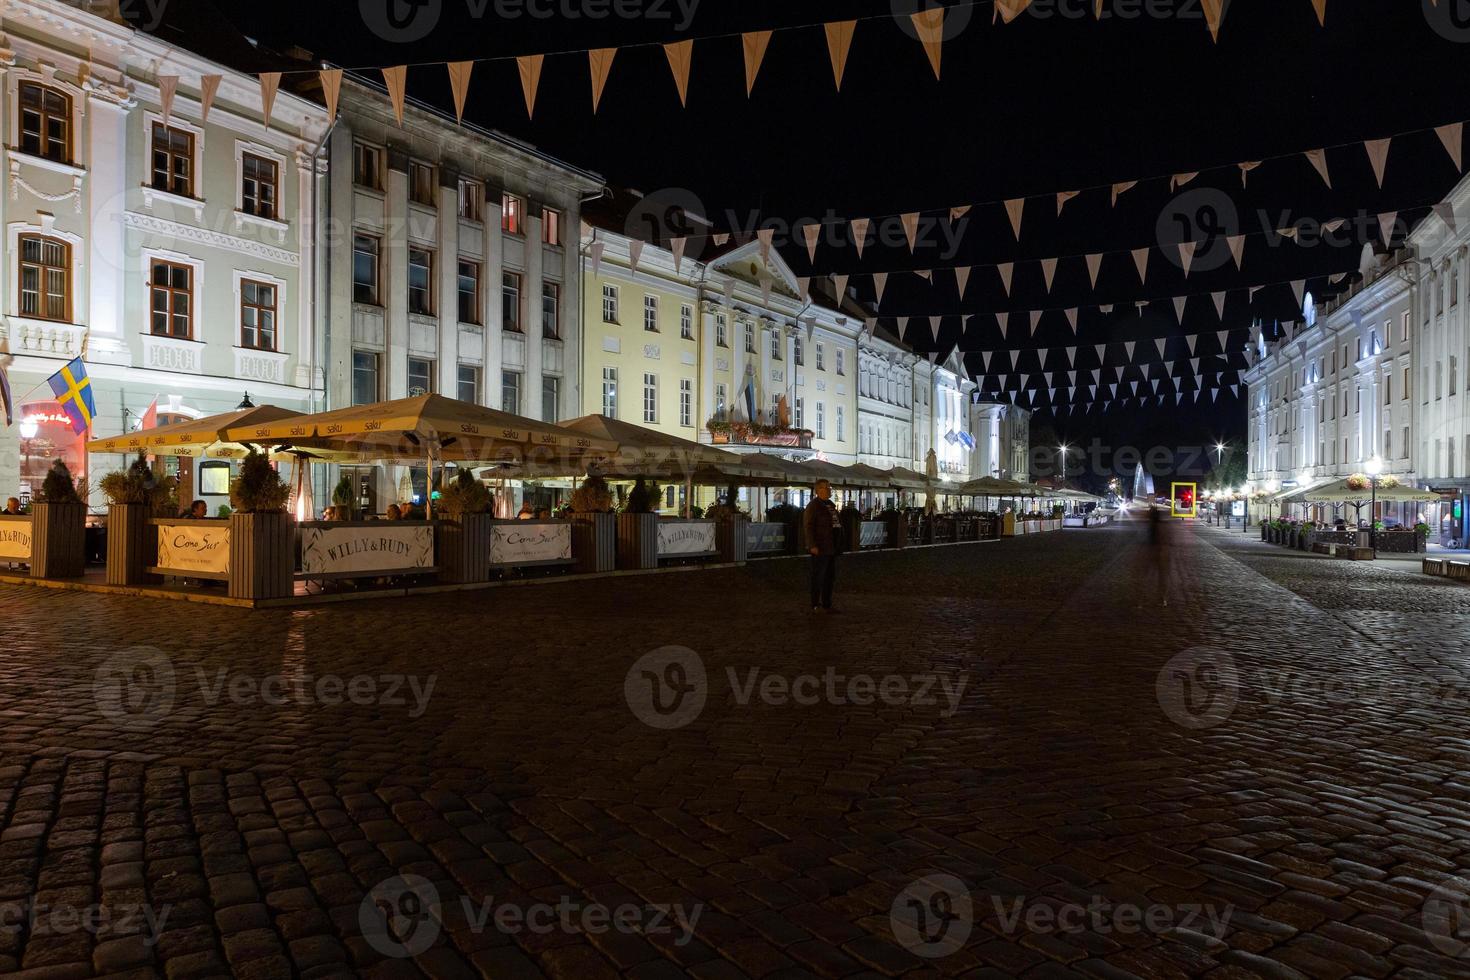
[1366,456,1383,558]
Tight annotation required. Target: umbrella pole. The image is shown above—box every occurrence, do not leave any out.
[684,473,692,519]
[425,442,434,521]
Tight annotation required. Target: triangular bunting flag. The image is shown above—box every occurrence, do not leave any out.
[1290,279,1305,307]
[1057,190,1080,216]
[1174,296,1186,322]
[1005,198,1025,240]
[158,75,178,127]
[1132,247,1149,283]
[851,217,870,259]
[757,228,774,262]
[1065,308,1078,332]
[873,271,888,304]
[1435,202,1458,233]
[664,40,694,106]
[319,69,343,120]
[1212,292,1226,319]
[382,66,408,125]
[825,21,857,91]
[1364,137,1391,188]
[1227,235,1245,269]
[950,205,971,223]
[1029,310,1042,336]
[589,242,604,279]
[911,8,944,79]
[258,72,281,128]
[1305,148,1331,188]
[1311,0,1326,25]
[1086,253,1102,288]
[742,31,772,96]
[1202,0,1226,40]
[670,237,687,274]
[1437,122,1464,172]
[1041,257,1058,292]
[1171,172,1198,190]
[518,55,544,118]
[628,240,644,273]
[1156,337,1167,358]
[200,75,222,123]
[832,274,849,298]
[901,212,920,253]
[448,61,474,121]
[997,263,1014,296]
[1238,160,1262,186]
[955,266,971,299]
[1378,211,1398,243]
[996,312,1009,338]
[1111,180,1137,206]
[930,316,943,343]
[802,224,820,263]
[588,49,616,112]
[1178,241,1196,277]
[896,316,909,340]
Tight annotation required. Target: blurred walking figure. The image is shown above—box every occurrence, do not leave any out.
[804,479,843,613]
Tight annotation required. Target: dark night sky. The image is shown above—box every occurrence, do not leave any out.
[171,0,1470,476]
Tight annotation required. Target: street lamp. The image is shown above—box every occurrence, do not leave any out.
[1366,455,1383,557]
[1058,443,1070,482]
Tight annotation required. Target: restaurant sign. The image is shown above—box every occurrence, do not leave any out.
[0,519,32,560]
[156,523,231,575]
[302,524,434,575]
[657,520,717,556]
[489,522,572,565]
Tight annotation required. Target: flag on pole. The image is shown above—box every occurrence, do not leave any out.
[47,358,95,434]
[139,396,159,432]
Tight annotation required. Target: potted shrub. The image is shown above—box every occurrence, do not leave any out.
[766,502,804,554]
[617,477,660,570]
[331,474,357,521]
[31,459,87,579]
[1415,521,1432,553]
[707,500,749,564]
[100,454,173,585]
[227,450,293,600]
[569,473,616,573]
[437,470,493,583]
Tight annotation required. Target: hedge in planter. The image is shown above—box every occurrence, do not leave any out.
[31,460,87,579]
[436,470,493,583]
[569,474,616,573]
[99,455,176,586]
[228,450,293,600]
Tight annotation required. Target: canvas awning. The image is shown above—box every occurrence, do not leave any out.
[1303,478,1439,503]
[887,466,932,492]
[957,476,1039,497]
[222,394,616,465]
[85,406,369,463]
[559,415,739,472]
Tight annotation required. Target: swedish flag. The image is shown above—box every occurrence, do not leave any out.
[47,357,96,435]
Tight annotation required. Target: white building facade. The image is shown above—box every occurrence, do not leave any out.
[1,0,329,508]
[324,78,602,509]
[970,399,1032,483]
[856,330,916,470]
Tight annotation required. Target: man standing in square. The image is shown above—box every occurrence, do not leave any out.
[804,479,842,613]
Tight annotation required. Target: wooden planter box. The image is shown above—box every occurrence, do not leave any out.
[31,501,86,579]
[106,503,157,586]
[437,513,492,584]
[786,518,806,555]
[884,514,908,549]
[716,519,748,563]
[228,512,294,600]
[571,512,616,573]
[616,513,659,570]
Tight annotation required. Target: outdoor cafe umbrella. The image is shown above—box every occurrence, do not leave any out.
[223,394,617,518]
[1303,478,1438,503]
[87,405,304,459]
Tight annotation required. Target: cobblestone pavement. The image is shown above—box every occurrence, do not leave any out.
[5,515,1470,977]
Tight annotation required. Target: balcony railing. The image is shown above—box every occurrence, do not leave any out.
[707,420,813,449]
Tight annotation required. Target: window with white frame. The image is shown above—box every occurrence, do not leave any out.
[602,367,618,417]
[457,364,480,404]
[457,259,480,324]
[542,282,560,339]
[240,153,278,220]
[408,246,435,316]
[149,259,192,338]
[770,329,782,360]
[408,357,435,395]
[816,342,825,371]
[150,122,194,197]
[17,235,70,322]
[794,336,804,365]
[19,82,71,163]
[836,350,845,376]
[744,322,755,353]
[715,382,727,420]
[716,313,728,347]
[795,397,804,429]
[501,370,521,413]
[815,401,825,439]
[644,295,659,332]
[643,373,657,423]
[680,304,693,340]
[239,279,277,351]
[602,284,619,324]
[679,379,692,427]
[457,177,483,221]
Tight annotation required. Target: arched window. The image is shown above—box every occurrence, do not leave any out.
[17,235,70,321]
[19,82,71,163]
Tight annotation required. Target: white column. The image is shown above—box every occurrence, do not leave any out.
[524,211,544,418]
[485,198,505,410]
[384,158,409,399]
[698,298,716,430]
[437,178,460,398]
[560,204,582,420]
[294,149,318,389]
[87,93,131,357]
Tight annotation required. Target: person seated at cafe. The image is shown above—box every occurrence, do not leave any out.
[384,504,402,521]
[4,497,21,515]
[189,499,208,519]
[517,501,535,520]
[322,506,336,521]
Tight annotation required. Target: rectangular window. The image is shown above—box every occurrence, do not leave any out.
[644,295,659,332]
[501,370,521,414]
[744,322,755,353]
[149,260,192,338]
[602,367,618,417]
[837,350,846,376]
[1385,376,1391,405]
[457,259,480,324]
[408,357,435,395]
[715,383,727,420]
[19,82,70,163]
[816,342,826,371]
[602,284,619,324]
[794,336,804,365]
[502,193,524,235]
[542,207,561,246]
[1406,367,1413,401]
[1384,429,1392,458]
[716,313,728,347]
[542,375,560,422]
[457,177,483,221]
[795,397,804,429]
[679,379,692,427]
[643,373,657,423]
[17,235,69,322]
[409,161,436,207]
[1403,426,1411,459]
[353,234,381,305]
[837,406,845,442]
[1403,311,1411,342]
[240,279,277,351]
[240,153,278,220]
[150,122,194,197]
[815,401,825,439]
[770,330,782,360]
[408,246,435,316]
[352,350,380,405]
[457,363,480,404]
[680,304,693,340]
[542,282,561,339]
[353,142,382,189]
[502,272,522,332]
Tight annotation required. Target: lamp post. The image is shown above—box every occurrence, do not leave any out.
[1366,456,1383,558]
[1058,443,1070,482]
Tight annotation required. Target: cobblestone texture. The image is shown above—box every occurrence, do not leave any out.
[2,515,1470,977]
